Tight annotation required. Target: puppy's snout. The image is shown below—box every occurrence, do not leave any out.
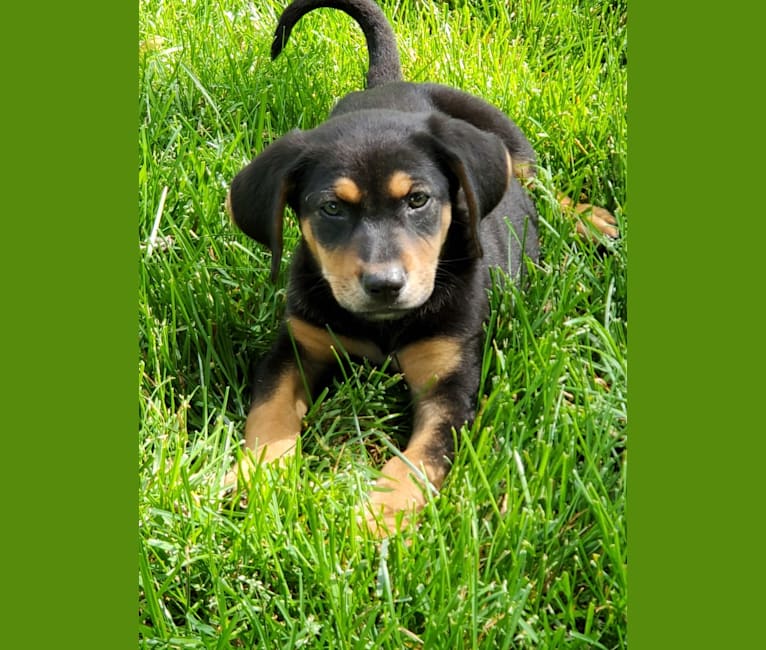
[361,266,406,302]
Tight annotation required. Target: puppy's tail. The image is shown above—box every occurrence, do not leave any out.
[271,0,403,88]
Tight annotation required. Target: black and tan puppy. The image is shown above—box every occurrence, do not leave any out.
[226,0,613,534]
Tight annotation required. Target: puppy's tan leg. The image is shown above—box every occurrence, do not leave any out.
[243,365,308,462]
[224,363,309,488]
[365,399,453,536]
[559,194,619,238]
[365,336,467,536]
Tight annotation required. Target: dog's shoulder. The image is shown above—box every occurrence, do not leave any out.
[330,81,430,116]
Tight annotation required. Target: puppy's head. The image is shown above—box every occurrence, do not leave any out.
[227,111,511,320]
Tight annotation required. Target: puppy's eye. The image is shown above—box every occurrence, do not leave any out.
[320,201,342,218]
[407,192,430,209]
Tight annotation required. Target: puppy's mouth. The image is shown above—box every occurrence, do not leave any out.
[335,291,430,321]
[357,307,413,321]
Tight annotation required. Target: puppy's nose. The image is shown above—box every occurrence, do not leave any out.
[361,266,406,302]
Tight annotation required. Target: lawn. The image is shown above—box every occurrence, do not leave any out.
[138,0,627,646]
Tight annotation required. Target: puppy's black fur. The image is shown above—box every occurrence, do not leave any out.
[226,0,541,533]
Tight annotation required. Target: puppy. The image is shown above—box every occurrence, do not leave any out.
[225,0,614,535]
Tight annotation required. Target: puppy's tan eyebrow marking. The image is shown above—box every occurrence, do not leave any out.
[333,177,363,204]
[387,171,413,199]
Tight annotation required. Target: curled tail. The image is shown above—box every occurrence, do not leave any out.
[271,0,403,88]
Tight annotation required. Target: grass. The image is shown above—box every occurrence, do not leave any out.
[138,0,627,647]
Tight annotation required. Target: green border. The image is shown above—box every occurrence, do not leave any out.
[630,3,764,648]
[4,2,136,646]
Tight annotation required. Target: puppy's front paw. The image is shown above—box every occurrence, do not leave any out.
[559,195,619,239]
[220,439,299,497]
[363,457,433,538]
[220,455,256,497]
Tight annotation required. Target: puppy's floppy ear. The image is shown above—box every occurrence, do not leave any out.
[422,114,512,258]
[227,130,306,281]
[422,83,536,179]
